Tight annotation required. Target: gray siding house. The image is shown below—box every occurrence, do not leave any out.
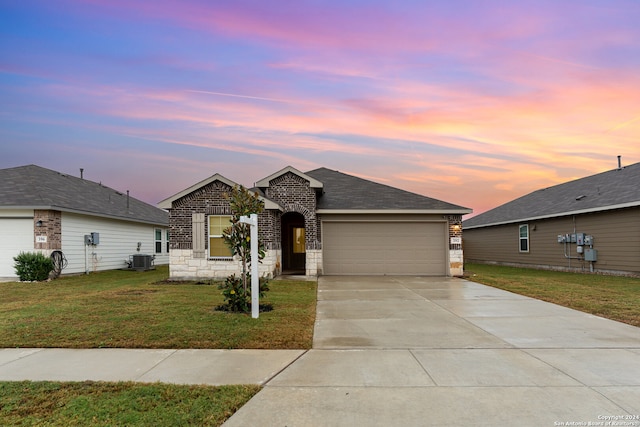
[158,166,471,279]
[0,165,169,278]
[463,162,640,275]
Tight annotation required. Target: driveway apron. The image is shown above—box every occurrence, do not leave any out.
[224,276,640,426]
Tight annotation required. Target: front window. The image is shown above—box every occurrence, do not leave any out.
[208,215,233,258]
[519,224,529,253]
[166,230,170,253]
[155,229,162,254]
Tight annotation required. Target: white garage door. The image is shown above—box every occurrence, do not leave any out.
[0,218,34,277]
[322,221,447,275]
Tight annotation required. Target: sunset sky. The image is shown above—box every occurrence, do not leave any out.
[1,0,638,216]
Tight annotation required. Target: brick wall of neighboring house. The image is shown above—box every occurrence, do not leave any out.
[34,210,62,251]
[264,172,318,248]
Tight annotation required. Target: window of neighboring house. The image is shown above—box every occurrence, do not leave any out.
[155,229,163,254]
[208,215,233,258]
[519,224,529,253]
[166,229,170,253]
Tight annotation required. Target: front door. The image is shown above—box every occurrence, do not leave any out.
[282,212,306,273]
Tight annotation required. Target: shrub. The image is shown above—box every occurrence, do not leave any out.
[13,252,54,282]
[217,274,270,313]
[218,274,249,313]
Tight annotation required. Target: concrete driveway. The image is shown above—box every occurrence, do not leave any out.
[225,276,640,426]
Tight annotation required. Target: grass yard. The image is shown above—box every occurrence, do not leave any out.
[0,381,260,426]
[0,265,317,349]
[465,263,640,327]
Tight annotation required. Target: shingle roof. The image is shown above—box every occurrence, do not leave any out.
[464,162,640,228]
[0,165,168,225]
[305,167,471,213]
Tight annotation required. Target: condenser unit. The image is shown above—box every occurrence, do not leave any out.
[131,254,154,271]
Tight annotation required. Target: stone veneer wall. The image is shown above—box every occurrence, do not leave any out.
[170,248,280,280]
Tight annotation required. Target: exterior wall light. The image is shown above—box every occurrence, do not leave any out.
[36,220,43,227]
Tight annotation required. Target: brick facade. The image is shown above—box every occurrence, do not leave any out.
[169,181,234,250]
[34,209,62,251]
[166,170,466,279]
[167,179,283,279]
[264,172,319,249]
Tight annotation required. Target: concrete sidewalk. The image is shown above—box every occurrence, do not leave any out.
[224,276,640,427]
[0,348,304,385]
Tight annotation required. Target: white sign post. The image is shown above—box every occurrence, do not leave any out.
[239,213,259,319]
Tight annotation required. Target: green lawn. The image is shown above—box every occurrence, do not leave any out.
[0,381,260,426]
[465,263,640,327]
[0,265,317,349]
[0,266,315,425]
[5,262,639,425]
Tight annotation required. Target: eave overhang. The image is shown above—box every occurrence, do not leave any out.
[464,201,640,229]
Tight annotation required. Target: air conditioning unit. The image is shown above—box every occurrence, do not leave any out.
[131,254,154,271]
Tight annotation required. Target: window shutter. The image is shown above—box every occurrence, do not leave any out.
[192,213,205,258]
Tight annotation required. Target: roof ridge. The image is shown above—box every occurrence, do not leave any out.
[464,161,640,227]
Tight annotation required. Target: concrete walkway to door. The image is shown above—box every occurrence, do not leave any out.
[224,276,640,426]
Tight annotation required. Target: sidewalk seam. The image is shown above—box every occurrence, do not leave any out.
[133,349,178,381]
[262,350,309,387]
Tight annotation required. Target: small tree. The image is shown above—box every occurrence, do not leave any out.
[218,185,269,312]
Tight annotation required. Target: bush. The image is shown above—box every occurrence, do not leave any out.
[13,252,54,282]
[217,274,270,313]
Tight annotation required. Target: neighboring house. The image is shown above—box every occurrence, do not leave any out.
[0,165,169,278]
[463,161,640,276]
[158,166,471,279]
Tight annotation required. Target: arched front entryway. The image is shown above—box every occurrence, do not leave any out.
[281,212,306,274]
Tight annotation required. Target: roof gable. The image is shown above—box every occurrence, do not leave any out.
[305,168,471,213]
[157,173,238,209]
[464,162,640,228]
[255,166,323,190]
[158,173,281,210]
[0,165,168,225]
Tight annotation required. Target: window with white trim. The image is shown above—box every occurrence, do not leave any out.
[519,224,529,253]
[208,215,233,258]
[166,229,170,253]
[155,229,163,254]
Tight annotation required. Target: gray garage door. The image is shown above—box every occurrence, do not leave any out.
[322,221,447,275]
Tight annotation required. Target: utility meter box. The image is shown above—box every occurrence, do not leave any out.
[584,235,594,245]
[84,232,100,245]
[576,233,585,246]
[584,248,598,262]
